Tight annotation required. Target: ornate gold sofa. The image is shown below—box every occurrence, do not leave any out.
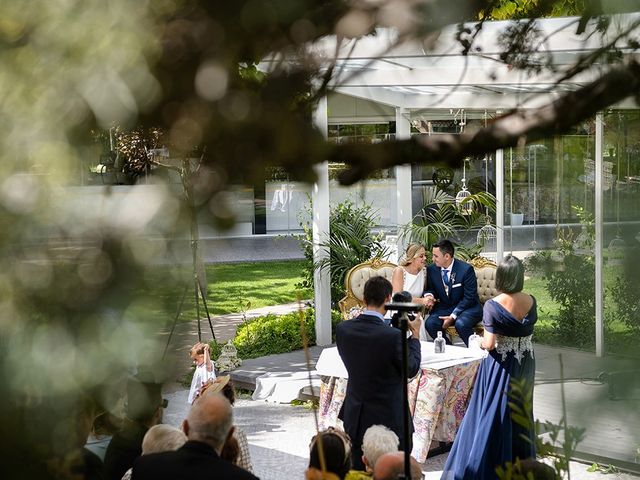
[338,258,397,319]
[339,256,498,340]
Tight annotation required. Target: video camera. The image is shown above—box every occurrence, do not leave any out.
[384,291,423,329]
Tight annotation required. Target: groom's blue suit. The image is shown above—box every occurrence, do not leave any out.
[424,259,482,345]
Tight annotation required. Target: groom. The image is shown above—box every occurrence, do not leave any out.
[423,239,482,345]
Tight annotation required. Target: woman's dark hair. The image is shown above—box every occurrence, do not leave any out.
[496,255,524,293]
[309,428,352,480]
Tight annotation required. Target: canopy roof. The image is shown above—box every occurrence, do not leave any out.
[262,14,640,111]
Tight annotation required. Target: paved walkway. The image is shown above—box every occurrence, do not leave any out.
[158,302,640,477]
[163,388,639,480]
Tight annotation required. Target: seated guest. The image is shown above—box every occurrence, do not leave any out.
[198,375,254,473]
[423,239,482,346]
[345,424,399,479]
[308,427,352,480]
[86,412,120,462]
[358,425,399,477]
[120,425,186,480]
[372,452,422,480]
[104,377,165,480]
[131,393,258,480]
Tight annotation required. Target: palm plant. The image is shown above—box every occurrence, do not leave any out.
[400,186,496,262]
[299,199,389,304]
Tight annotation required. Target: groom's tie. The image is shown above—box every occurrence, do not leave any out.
[442,268,450,295]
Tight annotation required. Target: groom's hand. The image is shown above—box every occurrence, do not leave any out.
[439,315,455,328]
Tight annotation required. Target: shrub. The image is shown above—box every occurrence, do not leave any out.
[607,246,640,335]
[211,308,343,361]
[522,250,552,275]
[544,254,598,348]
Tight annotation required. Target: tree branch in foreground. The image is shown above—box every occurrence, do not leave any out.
[332,60,640,185]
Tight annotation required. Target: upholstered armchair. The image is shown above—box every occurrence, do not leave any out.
[338,258,397,319]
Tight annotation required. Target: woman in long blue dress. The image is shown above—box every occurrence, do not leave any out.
[442,255,537,479]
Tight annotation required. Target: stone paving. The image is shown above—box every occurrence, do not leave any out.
[159,301,640,479]
[163,388,639,480]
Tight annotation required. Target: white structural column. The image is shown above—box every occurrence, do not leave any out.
[312,97,332,346]
[595,112,604,357]
[395,107,413,253]
[495,148,505,262]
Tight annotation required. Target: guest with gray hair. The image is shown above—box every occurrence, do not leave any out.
[361,425,399,473]
[120,425,186,480]
[131,394,258,480]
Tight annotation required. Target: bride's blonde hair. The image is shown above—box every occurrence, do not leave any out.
[400,243,425,267]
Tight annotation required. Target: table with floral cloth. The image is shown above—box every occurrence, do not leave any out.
[315,342,484,463]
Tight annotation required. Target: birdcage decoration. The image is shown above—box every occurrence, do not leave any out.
[455,159,473,215]
[216,340,242,373]
[607,235,626,266]
[574,225,594,256]
[550,249,566,271]
[477,219,497,262]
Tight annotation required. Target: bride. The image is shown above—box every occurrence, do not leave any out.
[391,243,430,339]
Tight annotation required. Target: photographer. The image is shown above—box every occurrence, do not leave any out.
[336,277,421,471]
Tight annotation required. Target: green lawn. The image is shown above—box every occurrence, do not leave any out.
[128,258,639,356]
[205,261,311,315]
[131,260,311,326]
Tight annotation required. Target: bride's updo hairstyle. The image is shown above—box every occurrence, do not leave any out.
[400,243,425,267]
[496,255,524,293]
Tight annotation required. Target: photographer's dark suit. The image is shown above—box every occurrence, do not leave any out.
[424,259,482,345]
[336,313,421,470]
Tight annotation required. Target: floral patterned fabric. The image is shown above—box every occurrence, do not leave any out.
[318,360,481,462]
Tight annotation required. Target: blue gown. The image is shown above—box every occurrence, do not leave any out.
[441,297,537,479]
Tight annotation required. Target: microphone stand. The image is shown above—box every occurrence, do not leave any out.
[386,300,422,479]
[398,311,411,480]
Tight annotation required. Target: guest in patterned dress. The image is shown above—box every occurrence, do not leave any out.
[442,255,537,479]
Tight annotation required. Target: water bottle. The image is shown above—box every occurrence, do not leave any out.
[434,331,446,354]
[468,332,481,351]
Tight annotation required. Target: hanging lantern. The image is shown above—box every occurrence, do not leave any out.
[456,159,473,215]
[477,220,497,262]
[455,185,473,215]
[574,226,594,256]
[607,236,626,266]
[550,249,565,271]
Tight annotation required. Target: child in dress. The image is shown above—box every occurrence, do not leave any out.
[187,342,215,404]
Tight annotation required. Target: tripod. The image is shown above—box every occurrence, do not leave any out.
[387,299,423,480]
[156,156,216,359]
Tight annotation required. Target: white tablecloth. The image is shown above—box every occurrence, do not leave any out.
[315,341,485,378]
[316,341,485,461]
